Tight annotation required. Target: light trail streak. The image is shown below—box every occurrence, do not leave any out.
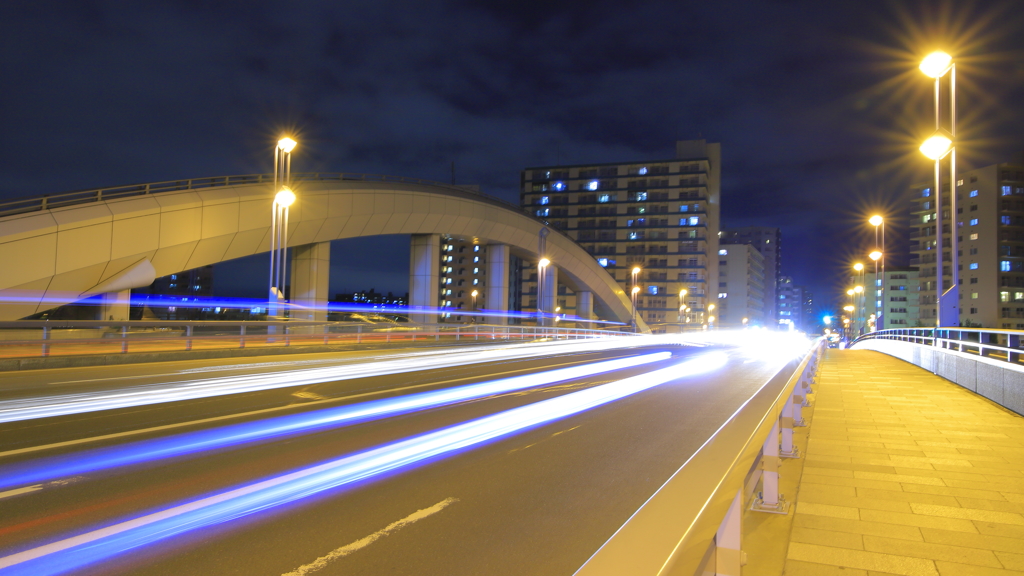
[0,338,651,423]
[0,352,727,576]
[0,353,670,491]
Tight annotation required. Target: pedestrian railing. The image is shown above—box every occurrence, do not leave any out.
[0,172,523,218]
[575,338,825,576]
[854,327,1024,365]
[0,320,626,360]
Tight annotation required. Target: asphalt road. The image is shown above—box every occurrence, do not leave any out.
[0,339,802,576]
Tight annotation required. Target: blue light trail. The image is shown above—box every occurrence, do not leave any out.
[0,352,728,576]
[0,352,670,491]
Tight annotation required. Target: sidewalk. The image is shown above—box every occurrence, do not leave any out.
[780,349,1024,576]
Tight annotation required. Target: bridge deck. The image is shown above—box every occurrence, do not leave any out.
[761,349,1024,575]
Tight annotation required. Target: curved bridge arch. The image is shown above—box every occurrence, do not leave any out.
[0,176,640,327]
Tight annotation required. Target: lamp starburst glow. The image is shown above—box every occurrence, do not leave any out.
[869,251,882,261]
[919,51,952,78]
[274,187,296,207]
[538,258,550,268]
[869,215,883,227]
[277,137,297,153]
[920,135,953,160]
[853,262,864,272]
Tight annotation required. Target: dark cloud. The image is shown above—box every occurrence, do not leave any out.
[1,0,1022,306]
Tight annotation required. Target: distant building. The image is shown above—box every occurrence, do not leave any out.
[720,227,781,326]
[909,161,1024,327]
[717,243,764,327]
[143,265,215,320]
[521,139,722,332]
[439,237,523,323]
[777,276,806,331]
[879,268,921,328]
[334,289,408,306]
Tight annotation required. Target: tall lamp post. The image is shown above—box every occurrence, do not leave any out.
[853,285,864,335]
[869,250,883,329]
[470,289,478,323]
[853,263,865,333]
[269,137,297,321]
[869,214,885,328]
[537,257,550,326]
[919,51,958,327]
[678,288,688,332]
[631,286,640,332]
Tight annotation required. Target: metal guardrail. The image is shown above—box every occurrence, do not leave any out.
[0,172,526,218]
[0,320,626,359]
[853,327,1024,365]
[575,338,825,576]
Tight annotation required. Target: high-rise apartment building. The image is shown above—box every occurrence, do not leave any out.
[909,161,1024,328]
[520,140,721,332]
[720,227,780,325]
[777,276,805,331]
[717,243,764,326]
[879,268,921,328]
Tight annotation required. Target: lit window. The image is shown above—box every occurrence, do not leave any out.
[629,232,639,240]
[1002,261,1012,272]
[766,239,770,244]
[680,205,689,212]
[957,179,964,186]
[638,167,648,175]
[1002,215,1012,225]
[971,292,979,299]
[170,275,177,280]
[539,196,550,205]
[1003,185,1013,195]
[922,188,931,197]
[536,208,549,217]
[636,192,648,201]
[552,182,566,191]
[446,300,452,306]
[647,286,659,295]
[473,267,479,274]
[1017,292,1024,301]
[969,262,978,270]
[689,216,700,226]
[970,233,978,240]
[474,245,480,252]
[1002,292,1011,302]
[923,214,931,223]
[969,190,979,197]
[970,218,979,226]
[719,249,728,255]
[474,256,479,262]
[597,258,609,267]
[598,194,611,203]
[718,292,728,298]
[446,289,452,296]
[445,278,452,284]
[473,279,479,285]
[587,180,599,191]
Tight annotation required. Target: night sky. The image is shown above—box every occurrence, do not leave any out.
[2,1,1022,317]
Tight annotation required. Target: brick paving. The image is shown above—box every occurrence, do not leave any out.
[782,349,1024,576]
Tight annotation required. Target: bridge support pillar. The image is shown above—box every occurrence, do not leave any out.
[539,264,558,327]
[576,291,593,327]
[291,242,331,322]
[98,290,130,322]
[486,244,509,325]
[409,234,440,325]
[716,490,745,576]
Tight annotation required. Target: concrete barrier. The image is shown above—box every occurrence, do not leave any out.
[852,339,1024,416]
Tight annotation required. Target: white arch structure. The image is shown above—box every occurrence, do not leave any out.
[0,175,643,328]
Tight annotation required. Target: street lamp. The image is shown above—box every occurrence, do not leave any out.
[853,263,865,333]
[870,214,885,329]
[471,289,478,323]
[537,258,551,326]
[678,288,688,331]
[631,285,640,332]
[919,50,958,327]
[269,137,297,321]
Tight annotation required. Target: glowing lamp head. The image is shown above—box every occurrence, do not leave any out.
[538,258,550,268]
[919,51,952,78]
[854,286,864,293]
[823,315,832,325]
[274,187,296,207]
[631,286,640,295]
[869,215,883,227]
[471,290,478,297]
[679,289,688,298]
[853,262,864,272]
[277,137,297,153]
[709,304,716,311]
[920,135,953,160]
[869,251,882,261]
[632,266,641,275]
[847,289,855,296]
[742,317,748,324]
[843,305,855,312]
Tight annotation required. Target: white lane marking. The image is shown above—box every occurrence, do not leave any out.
[0,484,43,500]
[0,355,606,460]
[281,498,458,576]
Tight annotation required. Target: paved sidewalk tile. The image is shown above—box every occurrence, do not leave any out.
[779,350,1024,575]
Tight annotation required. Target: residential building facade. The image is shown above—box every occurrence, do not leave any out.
[717,243,765,327]
[520,140,721,332]
[720,227,780,326]
[879,268,921,328]
[909,161,1024,328]
[777,276,805,331]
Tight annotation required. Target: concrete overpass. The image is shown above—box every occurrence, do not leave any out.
[0,173,644,328]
